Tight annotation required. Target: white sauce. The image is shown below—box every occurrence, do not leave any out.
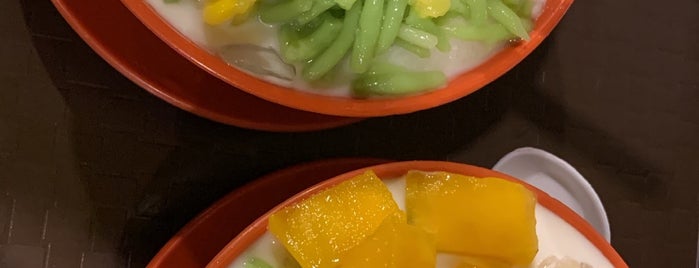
[228,178,614,268]
[146,0,546,97]
[531,0,546,18]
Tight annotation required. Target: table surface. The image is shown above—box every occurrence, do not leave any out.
[1,0,697,267]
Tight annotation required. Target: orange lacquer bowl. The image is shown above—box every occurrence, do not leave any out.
[206,161,628,268]
[121,0,574,117]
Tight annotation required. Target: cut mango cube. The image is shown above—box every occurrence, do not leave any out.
[339,211,436,268]
[269,171,399,268]
[405,171,538,266]
[203,0,257,25]
[454,255,513,268]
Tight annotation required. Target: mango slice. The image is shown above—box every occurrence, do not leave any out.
[339,211,436,268]
[454,255,512,268]
[405,171,538,266]
[203,0,257,25]
[269,171,399,268]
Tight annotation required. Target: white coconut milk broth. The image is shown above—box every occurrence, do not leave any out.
[227,177,614,268]
[146,0,545,97]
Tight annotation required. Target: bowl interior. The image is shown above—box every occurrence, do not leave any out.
[121,0,574,117]
[206,161,627,268]
[52,0,362,132]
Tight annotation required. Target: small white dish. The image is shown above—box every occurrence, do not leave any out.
[493,147,611,242]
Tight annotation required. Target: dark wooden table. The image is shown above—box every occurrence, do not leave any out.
[1,0,697,267]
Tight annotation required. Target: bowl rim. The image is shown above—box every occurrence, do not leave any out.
[120,0,574,117]
[50,0,363,132]
[493,147,612,242]
[206,160,629,268]
[146,158,391,268]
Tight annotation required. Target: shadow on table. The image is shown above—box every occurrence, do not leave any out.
[22,2,665,265]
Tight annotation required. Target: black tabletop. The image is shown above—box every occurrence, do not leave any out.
[1,0,697,267]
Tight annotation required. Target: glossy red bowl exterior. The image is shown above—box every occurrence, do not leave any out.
[207,161,628,268]
[121,0,574,117]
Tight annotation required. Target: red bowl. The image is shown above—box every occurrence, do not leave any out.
[51,0,362,132]
[146,158,391,268]
[207,161,628,268]
[121,0,574,117]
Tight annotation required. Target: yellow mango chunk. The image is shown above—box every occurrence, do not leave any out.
[405,171,538,266]
[455,255,512,268]
[412,0,450,18]
[269,171,399,268]
[339,211,436,268]
[203,0,256,25]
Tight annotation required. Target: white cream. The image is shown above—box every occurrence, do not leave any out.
[228,177,614,268]
[531,0,546,18]
[145,0,279,49]
[146,0,545,97]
